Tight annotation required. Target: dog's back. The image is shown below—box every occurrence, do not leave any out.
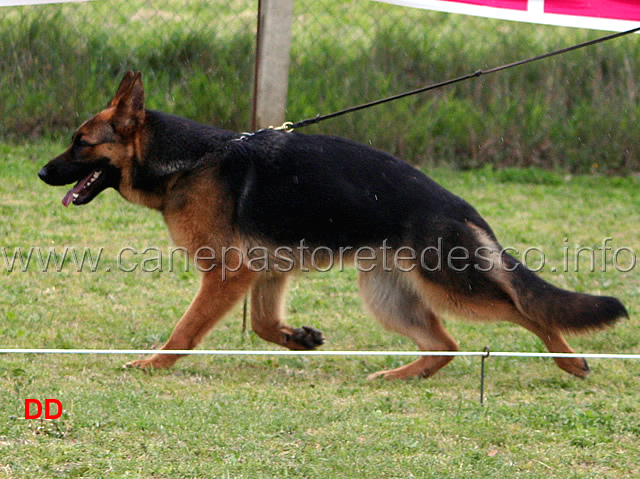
[220,129,486,247]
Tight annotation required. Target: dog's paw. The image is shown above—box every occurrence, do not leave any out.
[123,354,176,370]
[367,370,386,381]
[123,358,155,370]
[555,357,590,379]
[287,326,325,350]
[367,370,400,381]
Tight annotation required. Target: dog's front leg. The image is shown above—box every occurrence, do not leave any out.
[125,266,255,369]
[250,272,325,350]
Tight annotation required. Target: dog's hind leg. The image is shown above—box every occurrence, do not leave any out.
[359,270,458,380]
[250,273,324,350]
[125,266,255,369]
[510,316,590,378]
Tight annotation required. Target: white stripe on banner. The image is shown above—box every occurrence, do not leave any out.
[0,0,88,6]
[373,0,640,32]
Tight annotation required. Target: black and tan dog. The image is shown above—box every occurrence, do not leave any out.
[38,71,627,379]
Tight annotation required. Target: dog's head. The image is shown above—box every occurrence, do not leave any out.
[38,71,146,207]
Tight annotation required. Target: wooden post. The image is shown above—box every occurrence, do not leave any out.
[252,0,294,130]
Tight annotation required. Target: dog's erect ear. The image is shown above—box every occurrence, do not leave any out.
[109,70,136,108]
[107,70,135,108]
[110,71,145,129]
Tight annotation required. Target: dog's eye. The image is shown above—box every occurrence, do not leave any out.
[74,137,93,148]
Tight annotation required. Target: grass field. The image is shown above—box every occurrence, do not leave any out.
[1,141,639,477]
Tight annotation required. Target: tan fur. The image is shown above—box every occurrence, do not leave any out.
[249,273,310,348]
[464,222,589,377]
[358,269,458,379]
[127,266,256,369]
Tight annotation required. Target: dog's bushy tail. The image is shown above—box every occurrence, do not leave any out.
[504,263,627,332]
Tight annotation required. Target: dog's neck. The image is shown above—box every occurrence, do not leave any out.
[117,110,236,210]
[141,110,236,175]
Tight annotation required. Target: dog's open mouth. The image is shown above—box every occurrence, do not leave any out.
[62,170,104,207]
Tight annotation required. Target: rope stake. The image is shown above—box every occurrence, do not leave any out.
[480,346,490,405]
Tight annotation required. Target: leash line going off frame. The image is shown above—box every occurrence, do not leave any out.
[280,26,640,131]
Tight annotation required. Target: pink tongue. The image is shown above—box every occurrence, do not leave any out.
[61,172,95,207]
[61,190,75,207]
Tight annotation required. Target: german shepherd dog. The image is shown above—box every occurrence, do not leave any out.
[38,71,627,379]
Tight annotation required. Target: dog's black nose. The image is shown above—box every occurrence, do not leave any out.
[38,166,49,182]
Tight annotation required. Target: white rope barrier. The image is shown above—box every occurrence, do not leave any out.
[4,348,636,404]
[1,348,639,359]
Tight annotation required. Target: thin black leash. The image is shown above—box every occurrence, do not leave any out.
[282,25,640,131]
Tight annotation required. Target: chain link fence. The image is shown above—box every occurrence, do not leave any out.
[2,0,639,171]
[0,0,257,137]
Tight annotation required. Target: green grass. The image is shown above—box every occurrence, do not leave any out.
[1,141,639,477]
[2,0,640,172]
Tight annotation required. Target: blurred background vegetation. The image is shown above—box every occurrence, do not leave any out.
[2,0,640,173]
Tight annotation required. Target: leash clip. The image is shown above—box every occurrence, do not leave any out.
[232,122,294,143]
[231,132,254,142]
[269,121,294,132]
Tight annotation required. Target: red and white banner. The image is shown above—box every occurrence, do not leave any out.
[374,0,640,31]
